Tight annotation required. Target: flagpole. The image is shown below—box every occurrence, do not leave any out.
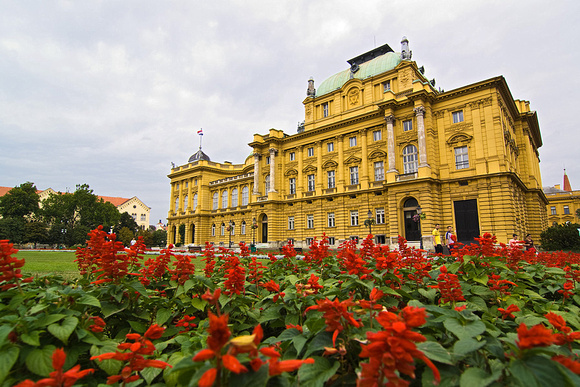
[199,128,203,150]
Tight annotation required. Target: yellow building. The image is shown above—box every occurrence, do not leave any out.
[167,38,547,249]
[544,172,580,225]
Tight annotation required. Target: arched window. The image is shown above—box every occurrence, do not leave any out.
[404,198,418,208]
[265,175,270,193]
[221,223,225,236]
[231,188,238,208]
[211,224,216,236]
[183,195,188,211]
[241,186,249,206]
[221,190,228,208]
[174,197,179,212]
[241,221,246,235]
[230,222,235,235]
[212,192,218,210]
[193,193,198,209]
[403,145,418,174]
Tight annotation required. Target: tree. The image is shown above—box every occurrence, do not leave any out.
[115,212,139,234]
[137,229,154,247]
[0,218,26,244]
[152,229,167,247]
[118,227,134,246]
[178,224,186,246]
[24,221,48,247]
[0,182,40,219]
[539,222,580,252]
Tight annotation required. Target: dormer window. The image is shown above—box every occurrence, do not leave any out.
[383,80,391,92]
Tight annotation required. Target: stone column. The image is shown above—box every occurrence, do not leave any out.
[253,153,260,195]
[268,148,277,192]
[415,106,428,167]
[385,115,397,172]
[337,135,345,190]
[316,141,323,190]
[297,146,304,192]
[360,129,369,187]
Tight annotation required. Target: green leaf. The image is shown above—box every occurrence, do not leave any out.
[523,289,545,300]
[417,341,453,365]
[32,314,66,329]
[277,329,301,342]
[127,280,149,297]
[509,356,576,387]
[129,320,148,332]
[443,318,486,340]
[228,365,269,387]
[156,308,172,325]
[418,288,438,303]
[183,279,195,293]
[25,345,56,377]
[77,294,101,307]
[0,325,13,347]
[141,364,163,385]
[293,335,308,355]
[460,367,500,387]
[297,356,340,387]
[47,316,78,344]
[21,330,42,346]
[304,332,333,358]
[453,337,486,357]
[0,346,19,385]
[190,297,207,311]
[91,341,122,375]
[100,300,129,318]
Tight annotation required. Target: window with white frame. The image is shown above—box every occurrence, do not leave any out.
[265,175,270,192]
[221,223,225,236]
[174,197,179,212]
[350,166,359,185]
[289,152,295,161]
[376,208,385,224]
[455,146,469,169]
[241,221,246,235]
[350,210,359,226]
[374,161,384,181]
[349,136,357,147]
[328,237,336,245]
[241,186,249,206]
[289,178,296,194]
[383,80,391,92]
[307,147,314,157]
[131,213,137,220]
[140,214,146,222]
[193,193,198,209]
[184,195,188,210]
[231,188,238,207]
[211,224,216,236]
[327,170,335,188]
[288,216,295,230]
[373,130,382,141]
[551,206,557,215]
[212,192,218,210]
[452,110,464,123]
[221,190,228,208]
[266,156,270,164]
[403,119,413,132]
[322,103,329,117]
[564,205,570,214]
[403,145,418,174]
[306,237,314,245]
[307,214,314,229]
[327,142,334,152]
[307,174,315,191]
[328,212,335,227]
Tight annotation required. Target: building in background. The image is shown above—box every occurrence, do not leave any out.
[167,38,547,249]
[544,171,580,225]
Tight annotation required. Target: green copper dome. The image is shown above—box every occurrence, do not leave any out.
[316,51,401,97]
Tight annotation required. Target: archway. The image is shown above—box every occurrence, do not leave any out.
[261,214,268,243]
[403,197,420,241]
[171,225,177,245]
[189,224,195,244]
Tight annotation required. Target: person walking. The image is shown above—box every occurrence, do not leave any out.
[432,224,443,254]
[445,226,455,254]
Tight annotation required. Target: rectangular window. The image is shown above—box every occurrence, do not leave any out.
[350,166,359,185]
[241,222,246,235]
[376,208,385,224]
[455,146,469,169]
[350,236,359,243]
[374,161,384,181]
[306,237,314,245]
[289,152,295,161]
[564,205,570,215]
[403,119,413,132]
[288,216,295,230]
[327,170,336,188]
[328,237,336,245]
[349,136,357,147]
[185,181,188,188]
[350,210,359,226]
[140,214,146,222]
[376,235,386,244]
[265,175,270,193]
[322,103,329,117]
[373,130,382,141]
[328,212,335,227]
[307,214,314,229]
[289,178,296,194]
[266,156,270,164]
[327,142,334,152]
[452,110,464,123]
[307,174,315,191]
[194,179,198,186]
[383,80,391,92]
[551,206,557,215]
[307,147,314,157]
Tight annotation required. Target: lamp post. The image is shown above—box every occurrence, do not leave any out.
[364,209,375,238]
[228,220,233,249]
[252,217,257,246]
[416,205,423,250]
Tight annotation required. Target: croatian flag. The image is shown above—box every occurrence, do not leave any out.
[197,128,203,135]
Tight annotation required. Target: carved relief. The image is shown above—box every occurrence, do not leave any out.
[368,150,387,160]
[348,88,360,106]
[303,165,317,173]
[322,160,338,170]
[344,155,362,165]
[447,133,473,146]
[305,105,312,119]
[284,169,298,176]
[399,68,413,90]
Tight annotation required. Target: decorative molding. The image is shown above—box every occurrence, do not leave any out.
[303,165,317,173]
[447,133,473,146]
[322,160,338,170]
[344,155,362,166]
[368,150,387,160]
[284,168,298,177]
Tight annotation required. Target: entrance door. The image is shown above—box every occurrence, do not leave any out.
[454,199,480,245]
[190,224,195,244]
[403,198,420,241]
[261,214,268,243]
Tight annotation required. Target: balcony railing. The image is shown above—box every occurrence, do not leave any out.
[396,172,417,181]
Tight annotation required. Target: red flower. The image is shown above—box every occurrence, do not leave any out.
[198,368,217,387]
[15,348,94,387]
[260,280,285,302]
[88,316,106,333]
[516,323,555,350]
[306,297,361,346]
[175,315,197,333]
[207,313,231,352]
[430,265,465,304]
[269,358,315,376]
[545,312,580,345]
[552,355,580,374]
[286,324,303,333]
[497,304,520,320]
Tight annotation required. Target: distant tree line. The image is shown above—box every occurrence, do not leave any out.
[0,182,166,248]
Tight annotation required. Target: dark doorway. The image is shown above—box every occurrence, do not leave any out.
[454,199,480,244]
[403,198,420,241]
[189,224,195,244]
[172,226,177,245]
[261,214,268,243]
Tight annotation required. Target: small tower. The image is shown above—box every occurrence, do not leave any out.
[401,36,412,60]
[306,77,316,97]
[563,169,572,192]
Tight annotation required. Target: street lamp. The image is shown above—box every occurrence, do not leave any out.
[416,205,423,250]
[252,217,257,246]
[364,209,375,238]
[228,220,233,249]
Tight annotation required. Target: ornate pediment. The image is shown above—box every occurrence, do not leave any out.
[284,168,298,177]
[447,133,473,146]
[322,160,338,170]
[368,150,387,160]
[344,155,362,166]
[303,165,317,173]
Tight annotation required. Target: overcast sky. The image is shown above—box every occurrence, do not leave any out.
[1,0,579,224]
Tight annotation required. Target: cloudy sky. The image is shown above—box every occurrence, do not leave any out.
[1,0,579,224]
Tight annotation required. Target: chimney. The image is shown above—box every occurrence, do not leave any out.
[555,184,561,190]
